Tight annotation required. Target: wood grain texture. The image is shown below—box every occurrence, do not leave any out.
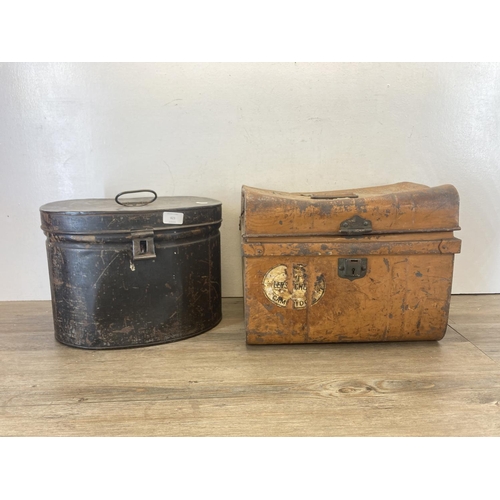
[1,296,500,436]
[449,295,500,362]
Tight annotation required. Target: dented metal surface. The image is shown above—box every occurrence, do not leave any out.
[40,193,222,349]
[241,182,461,238]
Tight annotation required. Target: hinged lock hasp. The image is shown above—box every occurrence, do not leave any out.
[339,215,372,235]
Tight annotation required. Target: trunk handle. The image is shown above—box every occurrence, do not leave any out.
[115,189,158,207]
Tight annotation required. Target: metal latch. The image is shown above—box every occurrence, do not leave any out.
[339,215,372,235]
[338,258,367,280]
[132,231,156,260]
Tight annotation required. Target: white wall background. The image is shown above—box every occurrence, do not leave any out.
[0,62,499,300]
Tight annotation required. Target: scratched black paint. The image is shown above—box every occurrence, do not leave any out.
[40,195,222,349]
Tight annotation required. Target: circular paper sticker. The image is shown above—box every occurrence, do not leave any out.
[262,264,326,309]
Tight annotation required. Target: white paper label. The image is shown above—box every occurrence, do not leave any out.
[163,212,184,225]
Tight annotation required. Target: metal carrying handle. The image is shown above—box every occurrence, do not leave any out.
[115,189,158,207]
[299,192,359,199]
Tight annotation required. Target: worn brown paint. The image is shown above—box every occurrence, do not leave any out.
[241,183,461,344]
[241,182,460,237]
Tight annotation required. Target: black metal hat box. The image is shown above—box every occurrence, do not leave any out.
[40,189,222,349]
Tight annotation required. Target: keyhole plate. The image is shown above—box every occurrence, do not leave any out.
[132,232,156,260]
[338,258,367,281]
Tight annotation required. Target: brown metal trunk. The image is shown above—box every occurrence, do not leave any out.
[241,182,461,344]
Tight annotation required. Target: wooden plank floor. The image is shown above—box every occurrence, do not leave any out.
[1,296,499,436]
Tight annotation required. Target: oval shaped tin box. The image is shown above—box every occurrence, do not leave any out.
[40,190,222,349]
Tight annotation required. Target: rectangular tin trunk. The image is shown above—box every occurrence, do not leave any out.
[40,190,222,349]
[241,182,461,344]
